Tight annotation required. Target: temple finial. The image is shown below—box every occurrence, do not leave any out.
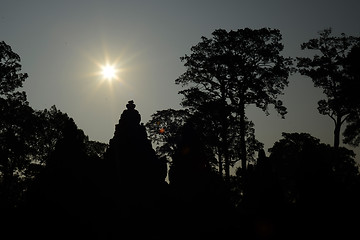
[126,100,136,110]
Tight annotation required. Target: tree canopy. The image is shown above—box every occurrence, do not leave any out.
[0,41,107,208]
[145,108,190,160]
[269,132,360,211]
[297,28,360,148]
[176,28,293,175]
[0,41,28,97]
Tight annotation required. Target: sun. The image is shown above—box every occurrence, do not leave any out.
[101,64,117,80]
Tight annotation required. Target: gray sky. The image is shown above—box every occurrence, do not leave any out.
[1,0,360,162]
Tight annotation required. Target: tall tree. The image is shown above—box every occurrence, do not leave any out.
[177,84,234,181]
[176,28,292,175]
[189,100,234,176]
[297,29,360,148]
[0,41,31,207]
[342,45,360,146]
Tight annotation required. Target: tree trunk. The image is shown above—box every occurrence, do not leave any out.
[222,124,230,184]
[220,96,230,184]
[239,103,247,172]
[2,156,15,208]
[334,116,342,148]
[218,150,223,177]
[224,147,230,183]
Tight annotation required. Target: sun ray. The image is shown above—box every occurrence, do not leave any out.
[79,43,141,103]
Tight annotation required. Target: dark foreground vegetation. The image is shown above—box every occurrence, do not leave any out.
[1,27,360,239]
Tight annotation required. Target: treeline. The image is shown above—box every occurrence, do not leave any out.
[146,28,360,181]
[0,27,360,239]
[144,28,360,238]
[0,41,107,209]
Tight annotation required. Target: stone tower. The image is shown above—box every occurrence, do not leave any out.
[105,100,166,187]
[103,100,168,237]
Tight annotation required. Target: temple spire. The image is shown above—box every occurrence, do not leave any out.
[119,100,141,126]
[126,100,136,110]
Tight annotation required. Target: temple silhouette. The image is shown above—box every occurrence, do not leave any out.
[102,100,230,239]
[105,100,167,186]
[19,100,289,239]
[102,100,169,239]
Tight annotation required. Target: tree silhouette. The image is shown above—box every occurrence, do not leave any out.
[342,45,360,146]
[25,116,100,239]
[0,96,36,208]
[0,41,32,208]
[176,28,293,177]
[188,102,263,176]
[145,108,190,160]
[231,149,287,239]
[34,105,108,164]
[0,43,108,237]
[0,101,106,211]
[268,132,360,237]
[297,28,360,148]
[0,41,28,97]
[168,123,232,238]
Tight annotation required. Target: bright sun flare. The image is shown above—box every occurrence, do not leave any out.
[101,64,117,80]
